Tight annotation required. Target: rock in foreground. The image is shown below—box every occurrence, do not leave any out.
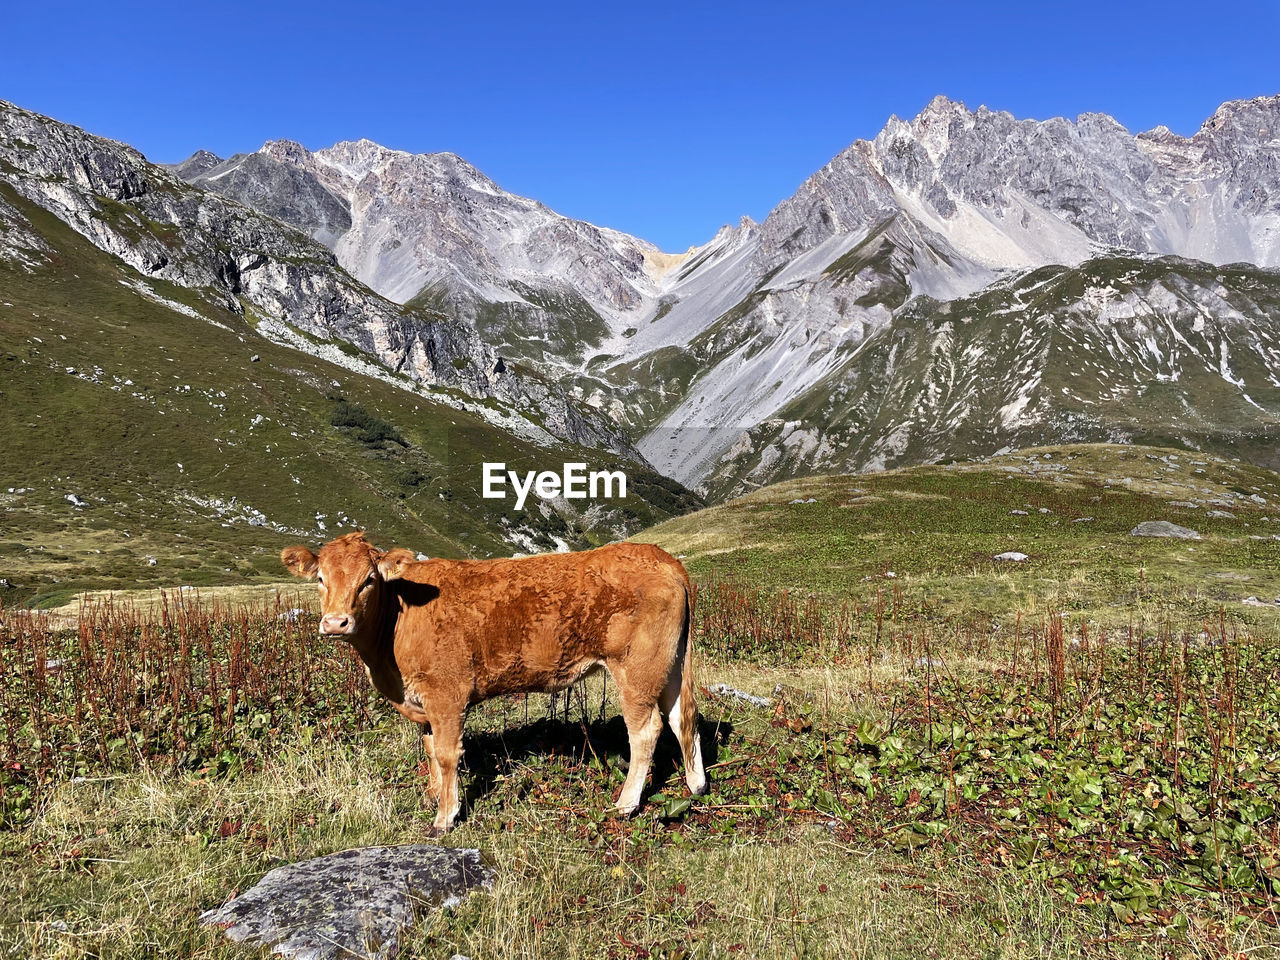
[1131,521,1201,540]
[201,845,493,960]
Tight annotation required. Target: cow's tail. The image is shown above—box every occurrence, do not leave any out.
[677,576,707,794]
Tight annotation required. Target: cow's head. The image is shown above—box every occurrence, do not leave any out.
[281,531,416,638]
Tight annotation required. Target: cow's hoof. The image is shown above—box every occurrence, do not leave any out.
[612,803,640,819]
[425,823,454,838]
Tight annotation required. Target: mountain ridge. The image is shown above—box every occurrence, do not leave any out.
[0,98,643,461]
[10,93,1280,502]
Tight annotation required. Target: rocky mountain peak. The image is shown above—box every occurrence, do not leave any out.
[311,139,402,190]
[172,149,223,179]
[917,93,966,117]
[1137,124,1180,142]
[258,138,313,164]
[1198,93,1280,137]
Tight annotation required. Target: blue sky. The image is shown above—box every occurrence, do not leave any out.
[4,0,1277,250]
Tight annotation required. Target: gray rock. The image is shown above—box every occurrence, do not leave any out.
[707,683,773,708]
[1131,521,1200,539]
[201,845,493,960]
[993,551,1029,562]
[1010,509,1029,516]
[183,151,353,247]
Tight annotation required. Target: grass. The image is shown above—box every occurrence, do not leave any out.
[635,443,1280,635]
[7,733,1162,959]
[5,444,1280,958]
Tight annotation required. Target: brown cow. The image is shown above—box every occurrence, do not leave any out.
[281,532,707,833]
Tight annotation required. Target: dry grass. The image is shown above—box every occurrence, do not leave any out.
[5,569,1280,958]
[27,582,313,627]
[7,704,1275,960]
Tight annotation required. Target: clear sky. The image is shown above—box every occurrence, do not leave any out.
[3,0,1277,250]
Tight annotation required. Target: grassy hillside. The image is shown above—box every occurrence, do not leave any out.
[6,446,1280,958]
[636,443,1280,631]
[0,185,698,607]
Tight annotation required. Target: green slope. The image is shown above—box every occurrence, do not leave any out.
[0,186,699,606]
[635,443,1280,629]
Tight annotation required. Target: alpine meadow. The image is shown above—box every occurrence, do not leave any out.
[3,42,1280,960]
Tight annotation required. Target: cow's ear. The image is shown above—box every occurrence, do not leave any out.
[281,546,319,579]
[377,548,416,581]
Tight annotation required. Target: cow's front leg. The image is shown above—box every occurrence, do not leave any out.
[426,709,465,834]
[419,722,441,801]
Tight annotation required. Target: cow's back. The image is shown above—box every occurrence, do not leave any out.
[391,543,689,701]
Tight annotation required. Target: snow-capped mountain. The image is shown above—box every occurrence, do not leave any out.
[161,93,1280,494]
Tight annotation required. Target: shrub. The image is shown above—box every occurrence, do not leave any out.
[329,400,405,447]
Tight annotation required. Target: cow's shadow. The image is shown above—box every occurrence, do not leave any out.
[439,711,731,822]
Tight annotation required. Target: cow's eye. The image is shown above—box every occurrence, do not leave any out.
[317,575,324,585]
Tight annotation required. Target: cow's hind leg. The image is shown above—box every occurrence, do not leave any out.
[615,687,663,816]
[659,650,706,797]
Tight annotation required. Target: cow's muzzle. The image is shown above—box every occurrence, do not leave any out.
[319,614,354,636]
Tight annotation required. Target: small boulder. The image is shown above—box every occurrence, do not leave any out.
[1010,509,1029,516]
[994,551,1029,562]
[1131,521,1200,540]
[201,845,493,960]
